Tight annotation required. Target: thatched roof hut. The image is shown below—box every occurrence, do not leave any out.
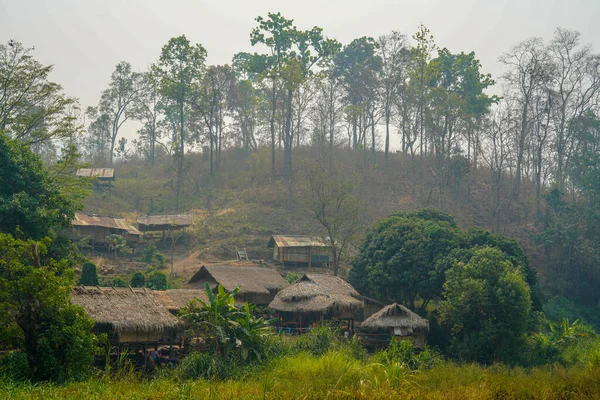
[359,303,429,348]
[72,286,178,343]
[187,265,289,305]
[269,274,363,320]
[152,289,208,314]
[361,303,429,330]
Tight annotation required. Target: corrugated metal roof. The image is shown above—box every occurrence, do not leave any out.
[72,213,141,236]
[137,214,192,228]
[76,168,115,179]
[268,235,330,248]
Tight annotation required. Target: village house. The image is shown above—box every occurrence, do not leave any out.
[71,286,179,348]
[268,274,363,330]
[71,213,141,251]
[268,235,331,267]
[358,303,430,348]
[76,168,115,186]
[187,265,289,305]
[137,214,192,242]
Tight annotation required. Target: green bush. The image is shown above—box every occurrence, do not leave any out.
[177,352,240,381]
[130,272,146,288]
[146,271,168,290]
[0,352,30,381]
[79,261,99,286]
[110,278,128,288]
[372,339,442,371]
[293,327,338,356]
[143,243,165,269]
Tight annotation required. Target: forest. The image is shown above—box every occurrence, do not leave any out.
[2,11,600,398]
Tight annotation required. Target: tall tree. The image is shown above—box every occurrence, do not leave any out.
[334,37,382,150]
[378,31,409,160]
[98,61,142,164]
[131,72,162,166]
[153,35,207,211]
[0,40,78,146]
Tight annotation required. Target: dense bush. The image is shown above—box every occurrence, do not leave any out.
[146,271,168,290]
[79,261,99,286]
[293,327,339,356]
[440,247,532,364]
[130,271,146,288]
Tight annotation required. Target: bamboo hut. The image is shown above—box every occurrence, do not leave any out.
[358,303,429,348]
[268,274,363,329]
[137,215,192,243]
[71,286,179,346]
[71,213,141,250]
[187,265,289,305]
[76,168,115,186]
[268,235,331,267]
[152,289,208,315]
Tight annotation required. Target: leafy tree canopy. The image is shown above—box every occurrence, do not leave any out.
[439,246,532,364]
[0,133,77,239]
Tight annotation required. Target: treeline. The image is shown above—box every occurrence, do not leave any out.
[2,15,600,319]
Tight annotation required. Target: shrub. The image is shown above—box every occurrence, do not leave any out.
[143,243,165,269]
[110,277,128,288]
[293,327,338,356]
[79,261,99,286]
[130,272,146,288]
[178,352,241,381]
[372,339,442,371]
[146,271,168,290]
[0,352,30,381]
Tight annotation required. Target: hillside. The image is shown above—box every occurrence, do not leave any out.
[82,147,545,284]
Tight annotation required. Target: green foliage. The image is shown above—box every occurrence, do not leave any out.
[350,209,463,309]
[179,283,273,364]
[130,271,146,288]
[285,272,299,284]
[440,247,532,364]
[0,234,97,382]
[110,277,128,288]
[372,339,442,371]
[293,326,338,356]
[528,318,593,366]
[143,243,165,269]
[0,351,30,381]
[146,271,168,290]
[79,261,99,286]
[105,234,129,259]
[0,133,76,239]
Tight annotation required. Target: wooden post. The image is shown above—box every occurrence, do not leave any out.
[308,246,312,269]
[282,248,285,268]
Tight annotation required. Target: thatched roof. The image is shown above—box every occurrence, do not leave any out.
[71,286,178,333]
[188,265,288,296]
[152,289,209,313]
[137,214,192,230]
[360,303,429,330]
[76,168,115,180]
[268,274,363,314]
[268,235,330,248]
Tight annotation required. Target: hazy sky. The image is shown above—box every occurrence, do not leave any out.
[1,0,599,145]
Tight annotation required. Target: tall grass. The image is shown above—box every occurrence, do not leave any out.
[3,356,600,399]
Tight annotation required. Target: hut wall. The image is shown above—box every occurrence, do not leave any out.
[276,246,331,264]
[119,331,164,343]
[363,300,385,320]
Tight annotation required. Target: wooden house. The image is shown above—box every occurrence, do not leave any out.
[358,303,429,348]
[137,215,192,241]
[71,213,141,250]
[269,274,363,329]
[76,168,115,185]
[71,286,179,346]
[187,265,289,305]
[268,235,331,267]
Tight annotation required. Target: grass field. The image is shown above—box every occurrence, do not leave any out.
[3,351,600,399]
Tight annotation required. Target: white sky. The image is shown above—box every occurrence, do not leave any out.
[1,0,599,148]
